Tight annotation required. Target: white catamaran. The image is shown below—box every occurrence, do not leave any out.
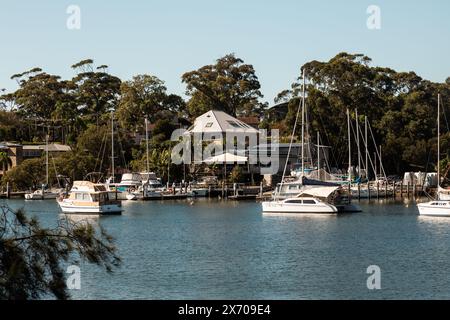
[262,71,360,214]
[418,94,450,217]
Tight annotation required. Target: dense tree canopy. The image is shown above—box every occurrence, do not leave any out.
[182,54,265,118]
[116,74,185,129]
[273,52,450,175]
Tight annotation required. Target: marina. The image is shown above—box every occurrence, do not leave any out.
[0,1,449,303]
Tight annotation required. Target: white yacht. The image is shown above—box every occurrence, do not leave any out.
[106,173,142,200]
[125,172,165,200]
[25,188,61,200]
[417,95,450,217]
[418,201,450,217]
[57,181,122,214]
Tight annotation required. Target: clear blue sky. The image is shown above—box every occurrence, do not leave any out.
[0,0,449,104]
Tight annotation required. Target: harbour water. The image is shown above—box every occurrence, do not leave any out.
[4,198,450,300]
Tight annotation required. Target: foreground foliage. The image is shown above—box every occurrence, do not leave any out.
[0,204,121,300]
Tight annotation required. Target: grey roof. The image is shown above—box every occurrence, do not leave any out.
[23,144,72,152]
[187,110,259,135]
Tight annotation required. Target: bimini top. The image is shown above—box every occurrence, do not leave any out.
[71,181,107,193]
[297,186,340,199]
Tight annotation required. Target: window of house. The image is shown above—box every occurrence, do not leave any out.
[227,120,242,128]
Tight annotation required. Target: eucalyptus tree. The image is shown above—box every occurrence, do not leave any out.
[116,74,185,130]
[70,59,121,125]
[182,54,265,118]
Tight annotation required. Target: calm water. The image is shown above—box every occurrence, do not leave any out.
[4,197,450,300]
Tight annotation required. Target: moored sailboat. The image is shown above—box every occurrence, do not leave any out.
[261,71,359,214]
[417,94,450,217]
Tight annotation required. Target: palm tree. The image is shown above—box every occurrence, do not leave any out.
[0,151,13,175]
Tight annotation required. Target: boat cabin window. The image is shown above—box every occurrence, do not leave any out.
[285,199,317,204]
[92,193,108,202]
[75,193,83,200]
[286,199,303,204]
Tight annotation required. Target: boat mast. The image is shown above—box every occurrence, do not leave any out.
[111,111,115,183]
[145,116,150,175]
[356,109,361,178]
[438,93,441,187]
[301,69,306,176]
[347,109,351,182]
[45,130,49,186]
[379,145,382,178]
[276,69,304,198]
[317,131,320,181]
[365,116,368,180]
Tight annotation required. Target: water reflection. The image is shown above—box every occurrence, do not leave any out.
[59,213,100,225]
[262,212,338,219]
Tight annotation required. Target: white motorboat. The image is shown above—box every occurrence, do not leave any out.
[188,188,209,197]
[57,181,122,214]
[25,189,61,200]
[418,201,450,217]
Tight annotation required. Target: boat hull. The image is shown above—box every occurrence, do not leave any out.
[418,201,450,217]
[25,192,59,200]
[57,201,122,214]
[336,203,362,213]
[262,201,338,214]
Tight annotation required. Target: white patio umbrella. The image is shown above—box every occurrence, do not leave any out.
[203,152,248,164]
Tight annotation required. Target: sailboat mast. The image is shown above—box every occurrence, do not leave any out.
[276,69,304,198]
[45,131,49,186]
[111,111,115,183]
[438,93,441,187]
[347,109,351,182]
[356,109,361,178]
[145,116,150,174]
[365,116,368,180]
[317,131,320,181]
[301,70,306,176]
[317,131,320,170]
[379,145,382,178]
